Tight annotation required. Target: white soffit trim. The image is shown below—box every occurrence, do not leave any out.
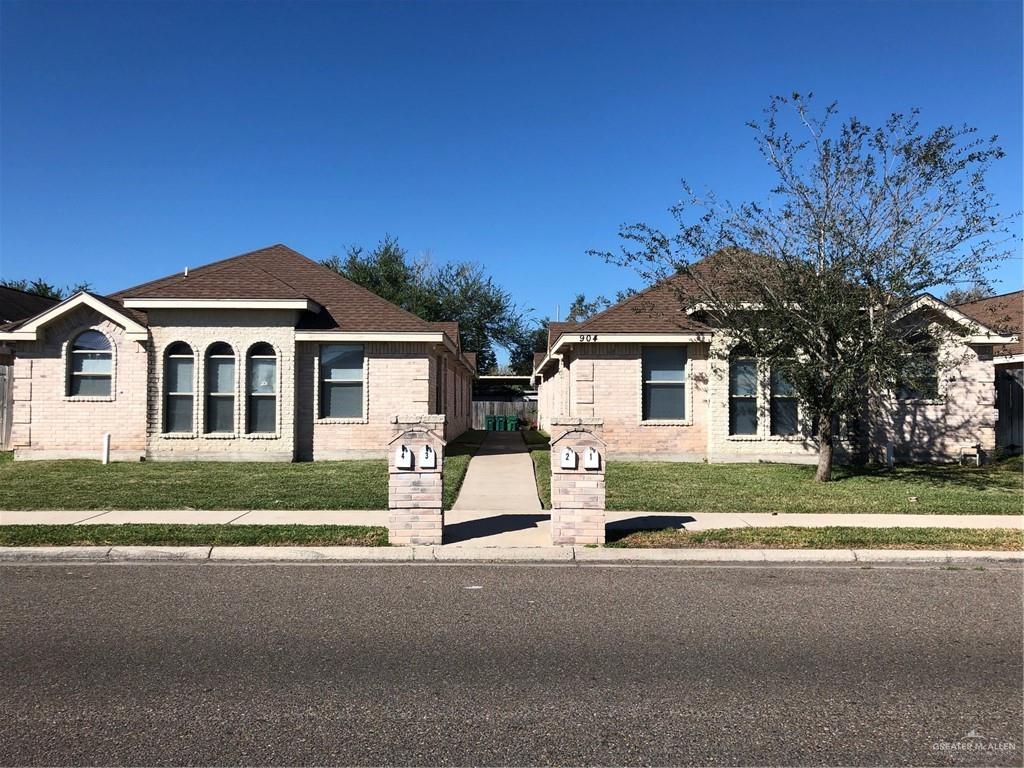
[552,332,710,354]
[902,294,1004,334]
[0,293,149,342]
[123,298,315,310]
[994,353,1024,365]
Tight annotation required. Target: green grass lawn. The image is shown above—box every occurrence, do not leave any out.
[443,429,486,509]
[0,524,388,547]
[0,429,488,512]
[0,454,389,510]
[606,525,1023,550]
[607,456,1023,515]
[523,430,552,509]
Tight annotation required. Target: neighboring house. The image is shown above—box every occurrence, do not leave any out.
[532,263,1017,464]
[956,291,1023,454]
[0,245,475,461]
[0,287,60,450]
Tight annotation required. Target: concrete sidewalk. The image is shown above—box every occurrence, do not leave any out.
[1,508,1019,537]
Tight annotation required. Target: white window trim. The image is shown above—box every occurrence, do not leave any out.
[62,327,117,403]
[314,343,368,424]
[203,344,239,437]
[244,343,281,437]
[725,357,811,443]
[638,345,694,427]
[161,342,198,436]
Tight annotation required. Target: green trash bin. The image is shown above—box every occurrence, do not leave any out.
[485,415,496,431]
[495,414,506,431]
[507,415,519,431]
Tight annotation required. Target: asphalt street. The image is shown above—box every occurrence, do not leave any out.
[2,562,1021,767]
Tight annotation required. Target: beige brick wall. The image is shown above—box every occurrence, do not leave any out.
[11,306,148,460]
[297,341,432,460]
[870,340,997,462]
[144,309,298,461]
[539,344,709,459]
[705,337,819,464]
[549,420,606,545]
[536,335,1000,465]
[388,418,446,545]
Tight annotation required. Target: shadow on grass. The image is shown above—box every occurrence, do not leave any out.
[830,457,1023,492]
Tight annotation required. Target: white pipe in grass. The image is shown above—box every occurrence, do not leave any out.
[101,433,111,465]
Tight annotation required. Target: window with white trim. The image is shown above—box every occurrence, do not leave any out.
[205,342,235,433]
[164,342,194,432]
[770,366,799,436]
[896,340,940,400]
[319,344,363,418]
[729,349,758,435]
[642,346,686,420]
[247,343,277,433]
[69,330,112,397]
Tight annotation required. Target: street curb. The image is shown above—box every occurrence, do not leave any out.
[0,546,1021,564]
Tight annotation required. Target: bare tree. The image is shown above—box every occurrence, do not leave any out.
[594,94,1015,481]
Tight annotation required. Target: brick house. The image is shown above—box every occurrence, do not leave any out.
[956,291,1023,454]
[532,269,1017,464]
[0,244,476,461]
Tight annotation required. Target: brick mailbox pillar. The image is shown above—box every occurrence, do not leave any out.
[549,417,606,546]
[388,415,447,546]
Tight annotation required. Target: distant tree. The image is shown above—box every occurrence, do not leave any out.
[0,278,91,300]
[944,282,995,306]
[563,289,637,322]
[508,322,549,375]
[322,237,527,372]
[593,94,1013,482]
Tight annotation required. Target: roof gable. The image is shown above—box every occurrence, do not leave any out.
[0,291,149,341]
[114,244,442,334]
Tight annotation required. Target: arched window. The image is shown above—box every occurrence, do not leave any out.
[247,343,277,433]
[729,348,758,436]
[164,342,195,433]
[205,343,236,433]
[69,330,112,397]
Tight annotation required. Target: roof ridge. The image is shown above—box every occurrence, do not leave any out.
[955,288,1024,307]
[110,243,300,297]
[287,249,439,332]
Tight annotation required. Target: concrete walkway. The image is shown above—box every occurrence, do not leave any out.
[451,431,543,513]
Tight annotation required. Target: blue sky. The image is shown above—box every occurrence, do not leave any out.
[2,0,1021,361]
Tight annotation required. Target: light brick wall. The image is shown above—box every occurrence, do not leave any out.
[11,306,148,460]
[549,419,606,545]
[538,344,709,459]
[145,309,298,461]
[536,334,1000,465]
[705,336,820,464]
[298,341,431,460]
[870,340,998,462]
[388,417,446,545]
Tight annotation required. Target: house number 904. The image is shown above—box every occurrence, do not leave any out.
[578,334,598,342]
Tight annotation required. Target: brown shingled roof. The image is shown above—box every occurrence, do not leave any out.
[113,244,443,334]
[956,290,1023,358]
[0,286,59,324]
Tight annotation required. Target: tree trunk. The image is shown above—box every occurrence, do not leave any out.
[815,417,834,482]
